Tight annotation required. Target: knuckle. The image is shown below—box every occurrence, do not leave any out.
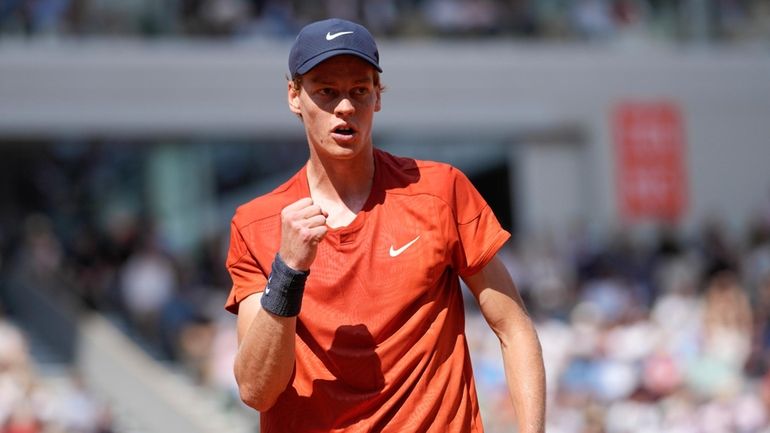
[299,228,312,242]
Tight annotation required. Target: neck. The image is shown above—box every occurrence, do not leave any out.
[306,147,375,216]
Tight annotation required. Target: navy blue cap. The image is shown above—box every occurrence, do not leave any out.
[289,18,382,77]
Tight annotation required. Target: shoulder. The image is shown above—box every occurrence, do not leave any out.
[376,149,490,225]
[231,170,305,231]
[375,149,470,199]
[375,149,466,189]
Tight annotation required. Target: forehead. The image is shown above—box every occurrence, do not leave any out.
[302,55,376,84]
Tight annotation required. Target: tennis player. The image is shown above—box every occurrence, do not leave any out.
[225,18,546,433]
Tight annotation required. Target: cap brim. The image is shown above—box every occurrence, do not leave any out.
[294,49,382,76]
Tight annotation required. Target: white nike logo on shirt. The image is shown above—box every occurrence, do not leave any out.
[326,31,354,40]
[389,236,420,257]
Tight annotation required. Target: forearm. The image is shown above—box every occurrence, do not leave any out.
[231,198,327,411]
[235,298,297,411]
[463,255,547,432]
[500,323,546,433]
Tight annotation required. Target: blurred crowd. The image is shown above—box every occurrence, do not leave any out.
[469,212,770,432]
[0,141,250,403]
[0,318,115,433]
[0,142,243,430]
[0,0,768,43]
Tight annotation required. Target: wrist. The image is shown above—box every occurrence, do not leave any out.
[260,253,310,317]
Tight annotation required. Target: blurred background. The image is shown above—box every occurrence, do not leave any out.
[1,1,770,432]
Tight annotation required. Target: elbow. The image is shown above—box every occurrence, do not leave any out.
[493,319,542,353]
[238,383,278,412]
[234,361,280,412]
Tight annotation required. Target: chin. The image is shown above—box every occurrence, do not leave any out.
[328,139,365,156]
[328,147,361,160]
[311,136,371,161]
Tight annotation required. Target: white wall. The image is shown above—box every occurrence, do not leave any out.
[517,142,588,238]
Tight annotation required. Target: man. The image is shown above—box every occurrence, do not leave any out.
[225,18,545,433]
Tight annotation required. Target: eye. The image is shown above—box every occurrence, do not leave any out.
[352,87,370,97]
[318,88,337,97]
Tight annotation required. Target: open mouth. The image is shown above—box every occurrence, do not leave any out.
[333,126,356,136]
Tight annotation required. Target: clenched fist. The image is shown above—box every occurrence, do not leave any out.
[279,197,328,271]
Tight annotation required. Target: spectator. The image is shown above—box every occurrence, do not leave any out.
[701,271,753,368]
[118,237,177,349]
[0,319,115,433]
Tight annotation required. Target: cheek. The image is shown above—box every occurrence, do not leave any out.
[299,103,322,123]
[303,111,328,135]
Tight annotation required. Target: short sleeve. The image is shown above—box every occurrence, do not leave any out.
[224,220,268,314]
[449,167,511,277]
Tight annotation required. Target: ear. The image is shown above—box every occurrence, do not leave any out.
[374,87,382,113]
[288,81,302,116]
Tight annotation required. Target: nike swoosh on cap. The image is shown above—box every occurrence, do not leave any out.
[389,236,420,257]
[326,31,354,41]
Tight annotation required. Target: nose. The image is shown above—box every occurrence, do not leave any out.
[334,97,355,117]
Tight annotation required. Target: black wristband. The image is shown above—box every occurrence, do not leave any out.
[260,254,310,317]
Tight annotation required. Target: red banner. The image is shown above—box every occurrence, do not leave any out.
[613,101,688,222]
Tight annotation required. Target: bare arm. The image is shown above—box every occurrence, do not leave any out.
[233,197,327,411]
[234,293,297,411]
[463,254,546,433]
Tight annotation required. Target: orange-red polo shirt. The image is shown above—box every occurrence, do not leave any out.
[226,149,510,432]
